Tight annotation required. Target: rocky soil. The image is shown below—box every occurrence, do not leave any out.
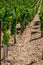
[1,0,43,65]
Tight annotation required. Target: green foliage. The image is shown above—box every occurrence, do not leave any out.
[0,7,6,19]
[0,0,40,45]
[40,0,43,30]
[11,19,16,35]
[0,0,40,32]
[2,31,10,46]
[40,21,43,30]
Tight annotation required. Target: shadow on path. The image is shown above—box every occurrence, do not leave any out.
[33,21,40,26]
[31,31,40,35]
[26,60,37,65]
[29,37,41,42]
[3,59,14,65]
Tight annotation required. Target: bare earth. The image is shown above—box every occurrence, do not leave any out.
[1,1,43,65]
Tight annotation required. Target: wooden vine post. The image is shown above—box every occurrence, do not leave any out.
[41,29,43,37]
[40,0,43,37]
[3,45,8,59]
[0,19,1,65]
[14,32,16,44]
[2,31,10,59]
[40,21,43,37]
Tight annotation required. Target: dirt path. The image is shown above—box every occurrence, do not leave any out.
[1,0,43,65]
